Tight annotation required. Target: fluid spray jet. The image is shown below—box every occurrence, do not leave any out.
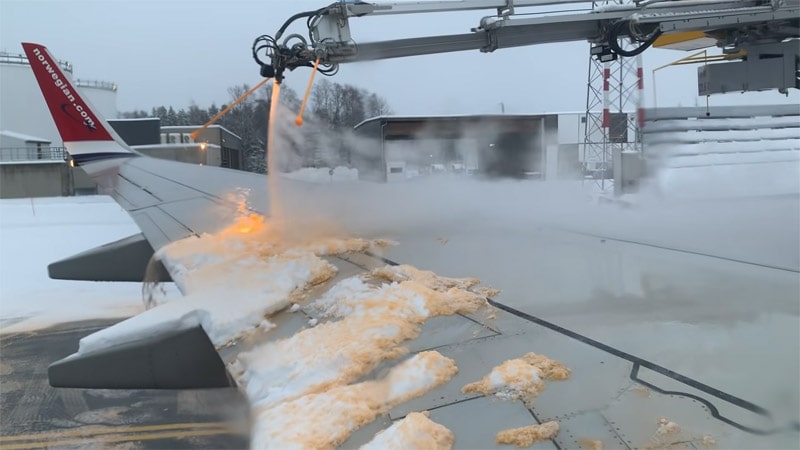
[295,59,320,127]
[267,76,284,230]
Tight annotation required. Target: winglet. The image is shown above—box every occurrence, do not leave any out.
[22,42,135,164]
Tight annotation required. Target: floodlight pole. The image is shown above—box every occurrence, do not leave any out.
[582,0,643,195]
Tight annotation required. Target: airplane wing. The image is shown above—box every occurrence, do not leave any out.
[23,42,799,449]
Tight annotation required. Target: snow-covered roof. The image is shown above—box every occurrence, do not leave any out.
[0,130,51,143]
[132,143,220,150]
[0,159,64,165]
[109,117,160,122]
[353,111,593,129]
[354,114,542,128]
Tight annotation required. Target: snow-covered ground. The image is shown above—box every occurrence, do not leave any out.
[0,196,154,332]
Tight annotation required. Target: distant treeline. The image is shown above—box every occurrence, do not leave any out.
[120,80,391,173]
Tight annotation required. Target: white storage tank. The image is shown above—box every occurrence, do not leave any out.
[0,50,118,147]
[75,79,118,121]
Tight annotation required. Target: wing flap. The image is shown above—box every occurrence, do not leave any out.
[48,233,171,282]
[48,325,232,389]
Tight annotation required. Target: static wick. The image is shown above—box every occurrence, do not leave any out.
[295,59,320,127]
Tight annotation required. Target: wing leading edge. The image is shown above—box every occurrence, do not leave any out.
[24,42,268,281]
[25,42,261,388]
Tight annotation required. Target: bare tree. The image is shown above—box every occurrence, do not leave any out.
[366,93,392,117]
[311,80,391,128]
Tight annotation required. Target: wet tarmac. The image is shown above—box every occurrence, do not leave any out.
[0,320,250,449]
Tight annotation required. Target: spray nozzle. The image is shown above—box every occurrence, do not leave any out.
[260,64,275,78]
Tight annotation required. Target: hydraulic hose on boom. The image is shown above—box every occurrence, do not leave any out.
[252,0,799,95]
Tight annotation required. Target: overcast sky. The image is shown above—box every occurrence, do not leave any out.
[2,0,797,116]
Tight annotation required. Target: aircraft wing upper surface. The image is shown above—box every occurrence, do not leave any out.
[23,42,799,449]
[103,156,270,249]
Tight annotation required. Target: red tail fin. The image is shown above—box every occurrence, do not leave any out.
[22,42,114,142]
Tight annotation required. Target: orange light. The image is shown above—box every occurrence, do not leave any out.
[219,198,268,236]
[228,213,266,235]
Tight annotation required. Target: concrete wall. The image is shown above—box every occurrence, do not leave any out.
[160,126,242,169]
[613,149,644,195]
[72,167,98,195]
[0,162,72,198]
[135,144,222,166]
[557,144,581,179]
[557,111,585,178]
[557,113,583,145]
